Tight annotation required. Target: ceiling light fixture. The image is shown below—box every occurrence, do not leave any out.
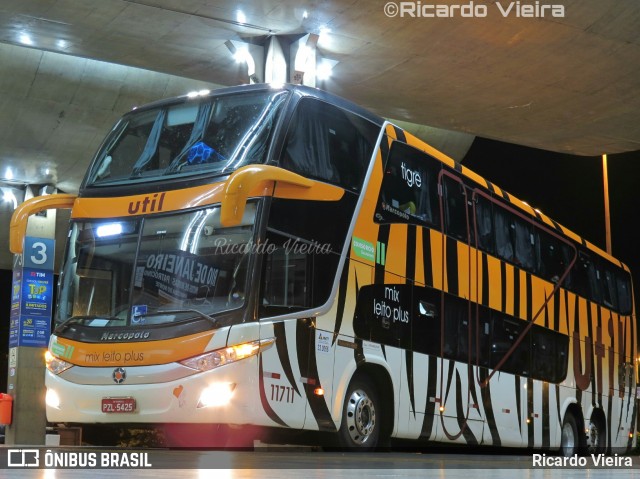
[19,33,33,45]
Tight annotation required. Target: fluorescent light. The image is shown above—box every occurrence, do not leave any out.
[19,33,33,45]
[237,10,247,24]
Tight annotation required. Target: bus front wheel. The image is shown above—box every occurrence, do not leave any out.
[338,376,380,450]
[561,413,580,457]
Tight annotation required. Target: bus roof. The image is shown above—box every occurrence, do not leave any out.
[129,83,385,127]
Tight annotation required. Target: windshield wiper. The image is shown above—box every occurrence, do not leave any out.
[63,315,124,326]
[134,309,218,327]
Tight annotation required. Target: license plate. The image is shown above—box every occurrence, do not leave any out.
[102,397,136,413]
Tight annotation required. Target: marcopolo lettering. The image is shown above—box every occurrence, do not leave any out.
[100,331,151,341]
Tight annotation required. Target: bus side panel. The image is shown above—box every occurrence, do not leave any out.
[257,319,308,429]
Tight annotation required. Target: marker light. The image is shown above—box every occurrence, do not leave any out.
[45,389,61,409]
[314,388,324,396]
[179,339,275,372]
[197,383,237,408]
[96,222,122,237]
[45,350,73,375]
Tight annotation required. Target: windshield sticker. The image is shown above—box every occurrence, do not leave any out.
[131,305,148,324]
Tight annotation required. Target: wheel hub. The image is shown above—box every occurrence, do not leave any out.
[346,389,376,445]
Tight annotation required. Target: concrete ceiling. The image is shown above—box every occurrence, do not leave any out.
[0,0,639,269]
[2,0,640,184]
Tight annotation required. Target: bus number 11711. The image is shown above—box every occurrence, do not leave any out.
[270,384,295,403]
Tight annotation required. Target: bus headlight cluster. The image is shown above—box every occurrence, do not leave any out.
[45,350,73,375]
[179,338,274,372]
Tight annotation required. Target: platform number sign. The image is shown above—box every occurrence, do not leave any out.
[9,236,55,347]
[24,237,55,270]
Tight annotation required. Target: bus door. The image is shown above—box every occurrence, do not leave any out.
[435,171,484,443]
[256,242,313,430]
[257,318,308,429]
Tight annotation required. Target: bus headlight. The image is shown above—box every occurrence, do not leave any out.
[179,338,274,372]
[45,388,61,409]
[197,383,236,408]
[45,350,73,375]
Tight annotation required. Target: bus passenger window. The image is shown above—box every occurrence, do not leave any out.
[513,218,536,271]
[412,287,441,356]
[494,209,514,262]
[617,273,632,314]
[443,176,469,242]
[490,315,530,376]
[572,252,600,302]
[474,195,494,254]
[601,267,619,310]
[531,327,568,382]
[280,98,378,191]
[477,311,492,367]
[375,141,440,227]
[539,234,566,283]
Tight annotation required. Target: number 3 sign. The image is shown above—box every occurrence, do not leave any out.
[23,237,55,271]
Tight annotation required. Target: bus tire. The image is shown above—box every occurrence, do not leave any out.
[586,413,606,454]
[561,413,580,457]
[338,375,380,450]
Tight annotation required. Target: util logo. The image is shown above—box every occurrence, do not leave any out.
[127,192,166,215]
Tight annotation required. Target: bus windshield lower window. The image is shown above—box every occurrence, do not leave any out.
[56,204,257,327]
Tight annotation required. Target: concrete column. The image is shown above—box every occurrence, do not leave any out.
[5,185,57,445]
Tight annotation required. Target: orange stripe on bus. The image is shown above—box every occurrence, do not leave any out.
[52,330,215,367]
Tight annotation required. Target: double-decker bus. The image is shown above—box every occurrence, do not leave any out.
[11,83,637,453]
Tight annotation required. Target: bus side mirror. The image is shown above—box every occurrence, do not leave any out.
[220,165,320,227]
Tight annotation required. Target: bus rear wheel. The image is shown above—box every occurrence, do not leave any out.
[338,376,380,450]
[586,414,606,454]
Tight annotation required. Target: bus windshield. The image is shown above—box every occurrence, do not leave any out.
[56,204,257,327]
[85,89,289,187]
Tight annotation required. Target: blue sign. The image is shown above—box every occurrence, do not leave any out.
[23,237,55,270]
[22,269,54,317]
[10,236,55,348]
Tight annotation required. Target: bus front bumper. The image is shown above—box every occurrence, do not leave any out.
[45,358,259,425]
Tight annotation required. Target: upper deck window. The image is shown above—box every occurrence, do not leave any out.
[279,98,379,192]
[84,90,288,187]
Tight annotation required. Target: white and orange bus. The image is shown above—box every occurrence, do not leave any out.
[11,83,637,453]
